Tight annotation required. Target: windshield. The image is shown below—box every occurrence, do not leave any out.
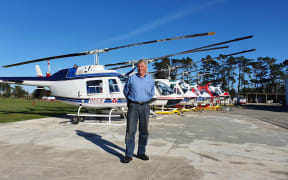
[213,88,221,96]
[179,82,189,93]
[155,81,174,95]
[219,87,225,94]
[108,79,120,93]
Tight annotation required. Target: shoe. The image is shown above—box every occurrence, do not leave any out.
[122,156,132,163]
[136,154,149,161]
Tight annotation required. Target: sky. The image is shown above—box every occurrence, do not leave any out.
[0,0,287,92]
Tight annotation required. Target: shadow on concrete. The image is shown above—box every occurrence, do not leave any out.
[75,130,125,161]
[239,104,288,113]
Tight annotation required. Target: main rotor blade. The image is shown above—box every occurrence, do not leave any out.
[146,49,256,74]
[175,71,196,76]
[190,35,253,53]
[179,49,256,74]
[2,51,93,68]
[109,64,133,70]
[162,49,256,75]
[105,35,253,68]
[198,48,256,63]
[221,49,256,57]
[104,61,131,67]
[162,36,254,63]
[108,46,229,70]
[3,32,215,68]
[148,46,229,62]
[107,46,228,68]
[104,32,215,67]
[104,32,215,52]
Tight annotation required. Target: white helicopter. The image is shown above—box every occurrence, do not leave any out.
[151,48,256,108]
[208,83,231,105]
[0,33,254,123]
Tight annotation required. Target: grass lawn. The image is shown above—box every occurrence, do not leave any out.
[0,97,79,123]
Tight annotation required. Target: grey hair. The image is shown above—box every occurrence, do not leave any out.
[137,59,147,66]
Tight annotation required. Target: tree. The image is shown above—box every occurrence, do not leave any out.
[171,57,197,83]
[13,86,28,97]
[235,56,252,93]
[0,84,3,96]
[152,57,171,79]
[32,88,51,99]
[282,59,288,78]
[0,84,12,97]
[199,55,219,85]
[151,55,286,99]
[220,56,237,91]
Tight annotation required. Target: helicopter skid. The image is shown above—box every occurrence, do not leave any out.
[81,103,127,109]
[57,98,127,109]
[67,105,127,125]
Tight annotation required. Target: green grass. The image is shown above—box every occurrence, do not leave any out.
[0,97,79,123]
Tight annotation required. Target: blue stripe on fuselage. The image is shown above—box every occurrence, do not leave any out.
[0,69,122,82]
[55,96,127,104]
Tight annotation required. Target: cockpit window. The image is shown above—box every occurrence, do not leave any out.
[87,80,103,95]
[108,79,120,93]
[214,88,220,95]
[200,89,207,94]
[174,88,182,95]
[155,81,174,95]
[170,84,182,95]
[219,87,225,94]
[179,82,189,93]
[182,87,188,93]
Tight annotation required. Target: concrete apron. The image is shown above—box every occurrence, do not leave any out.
[0,111,287,180]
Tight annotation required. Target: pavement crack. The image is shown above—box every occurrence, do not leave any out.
[148,137,178,180]
[192,151,221,162]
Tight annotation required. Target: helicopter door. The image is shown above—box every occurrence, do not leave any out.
[86,80,104,95]
[108,78,123,104]
[108,79,120,93]
[86,79,107,105]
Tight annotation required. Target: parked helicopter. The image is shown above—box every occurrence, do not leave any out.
[148,48,256,108]
[208,83,230,105]
[0,32,254,123]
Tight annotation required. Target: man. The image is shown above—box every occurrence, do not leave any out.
[123,60,155,163]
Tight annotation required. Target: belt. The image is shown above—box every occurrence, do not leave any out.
[128,100,150,105]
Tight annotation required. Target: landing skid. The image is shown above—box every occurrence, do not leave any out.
[67,105,127,125]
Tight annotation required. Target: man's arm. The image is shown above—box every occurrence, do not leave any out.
[123,76,130,98]
[149,78,155,99]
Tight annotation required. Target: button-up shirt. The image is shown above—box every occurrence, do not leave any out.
[124,73,155,102]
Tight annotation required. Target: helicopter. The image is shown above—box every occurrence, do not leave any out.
[0,32,254,124]
[149,48,256,108]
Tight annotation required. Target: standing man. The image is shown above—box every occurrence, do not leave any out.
[123,60,155,163]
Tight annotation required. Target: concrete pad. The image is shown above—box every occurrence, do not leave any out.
[0,109,287,180]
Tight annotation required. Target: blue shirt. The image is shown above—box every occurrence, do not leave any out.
[124,73,155,102]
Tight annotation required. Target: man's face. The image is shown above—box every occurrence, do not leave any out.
[137,62,147,77]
